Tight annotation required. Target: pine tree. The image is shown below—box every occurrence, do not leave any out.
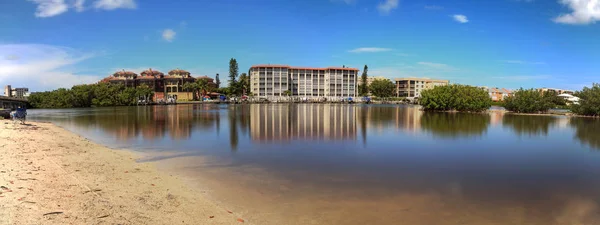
[359,65,369,96]
[228,58,239,95]
[215,73,221,88]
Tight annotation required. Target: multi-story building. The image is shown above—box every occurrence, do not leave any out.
[3,85,30,99]
[249,65,358,101]
[484,87,513,102]
[100,68,216,102]
[394,78,449,98]
[538,88,574,95]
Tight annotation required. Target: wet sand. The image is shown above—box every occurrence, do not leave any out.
[0,121,244,225]
[153,152,600,225]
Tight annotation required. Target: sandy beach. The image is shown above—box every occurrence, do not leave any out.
[0,121,247,225]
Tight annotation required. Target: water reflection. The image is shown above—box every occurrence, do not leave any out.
[420,112,491,139]
[249,104,357,142]
[570,118,600,150]
[29,104,600,152]
[502,114,558,137]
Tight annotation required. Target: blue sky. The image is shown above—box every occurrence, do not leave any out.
[0,0,599,91]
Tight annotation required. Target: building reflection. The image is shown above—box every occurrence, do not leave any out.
[570,118,600,150]
[249,104,357,142]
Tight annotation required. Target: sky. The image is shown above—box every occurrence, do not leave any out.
[0,0,599,92]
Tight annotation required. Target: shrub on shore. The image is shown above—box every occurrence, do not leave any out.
[28,83,153,108]
[419,84,491,112]
[571,83,600,117]
[503,89,557,113]
[369,79,396,98]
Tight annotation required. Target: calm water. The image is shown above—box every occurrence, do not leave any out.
[29,104,600,224]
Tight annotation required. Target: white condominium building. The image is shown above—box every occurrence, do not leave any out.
[249,65,358,100]
[395,78,449,98]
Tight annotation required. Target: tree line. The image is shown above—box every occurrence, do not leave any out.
[28,83,153,108]
[419,83,600,116]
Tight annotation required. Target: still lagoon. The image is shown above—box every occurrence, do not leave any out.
[29,104,600,224]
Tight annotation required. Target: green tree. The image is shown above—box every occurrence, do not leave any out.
[215,73,221,88]
[182,82,199,100]
[571,83,600,116]
[358,65,369,96]
[238,72,250,95]
[283,90,292,101]
[420,84,491,112]
[503,88,555,113]
[369,79,395,98]
[229,58,239,95]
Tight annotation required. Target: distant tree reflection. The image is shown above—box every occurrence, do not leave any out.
[420,112,490,139]
[502,114,557,137]
[570,118,600,150]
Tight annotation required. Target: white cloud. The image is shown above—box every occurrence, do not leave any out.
[74,0,85,12]
[162,29,176,42]
[28,0,69,18]
[418,61,450,68]
[500,60,546,65]
[348,47,392,53]
[27,0,136,17]
[493,75,552,80]
[377,0,399,14]
[93,0,136,10]
[553,0,600,25]
[453,14,469,23]
[424,5,443,10]
[331,0,356,4]
[0,44,100,91]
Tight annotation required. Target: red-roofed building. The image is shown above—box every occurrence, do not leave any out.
[99,68,216,102]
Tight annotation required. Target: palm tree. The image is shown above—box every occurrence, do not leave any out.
[182,82,200,101]
[283,90,292,102]
[196,79,209,99]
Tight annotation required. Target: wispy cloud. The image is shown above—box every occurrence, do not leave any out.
[395,53,413,57]
[424,5,443,10]
[377,0,399,15]
[493,75,552,81]
[28,0,69,18]
[74,0,85,12]
[27,0,136,17]
[553,0,600,25]
[0,44,101,91]
[500,60,546,65]
[418,62,450,68]
[348,47,393,53]
[453,14,469,23]
[93,0,136,10]
[330,0,356,5]
[162,29,176,42]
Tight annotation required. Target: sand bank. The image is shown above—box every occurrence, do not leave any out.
[0,121,246,225]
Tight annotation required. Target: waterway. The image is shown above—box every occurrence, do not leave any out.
[29,104,600,225]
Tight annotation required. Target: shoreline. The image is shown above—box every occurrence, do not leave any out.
[0,121,246,224]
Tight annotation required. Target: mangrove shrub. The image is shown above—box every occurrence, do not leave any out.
[419,84,491,112]
[503,88,556,113]
[571,83,600,116]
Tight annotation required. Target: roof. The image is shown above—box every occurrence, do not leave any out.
[394,77,449,83]
[168,69,191,75]
[140,68,164,77]
[113,70,138,77]
[250,64,359,71]
[163,75,195,79]
[196,76,214,81]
